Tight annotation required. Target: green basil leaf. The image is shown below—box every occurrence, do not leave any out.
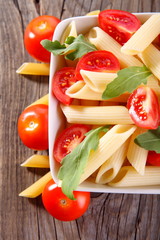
[58,126,109,200]
[134,127,160,153]
[102,65,152,100]
[41,40,66,55]
[41,34,97,61]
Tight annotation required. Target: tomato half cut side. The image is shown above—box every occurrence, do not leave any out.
[75,50,120,80]
[24,15,60,62]
[18,104,48,150]
[98,10,141,45]
[127,86,160,129]
[52,67,77,105]
[53,124,91,163]
[147,151,160,166]
[42,179,90,221]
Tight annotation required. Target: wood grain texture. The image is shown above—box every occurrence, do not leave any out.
[0,0,160,239]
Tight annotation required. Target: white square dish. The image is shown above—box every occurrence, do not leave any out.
[49,13,160,194]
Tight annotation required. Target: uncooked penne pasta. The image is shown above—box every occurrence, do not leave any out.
[61,105,134,125]
[80,70,117,92]
[19,172,52,198]
[138,44,160,81]
[96,139,129,184]
[28,94,48,107]
[60,21,78,67]
[121,14,160,55]
[127,128,148,175]
[60,21,77,43]
[147,75,160,98]
[66,81,129,102]
[16,63,50,75]
[87,27,143,68]
[80,125,136,183]
[21,155,49,168]
[108,166,160,187]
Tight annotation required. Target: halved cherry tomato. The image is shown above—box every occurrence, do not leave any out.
[42,179,90,221]
[24,15,60,62]
[98,10,141,45]
[53,124,91,163]
[18,104,48,150]
[147,151,160,166]
[75,50,120,80]
[127,86,160,129]
[52,67,77,105]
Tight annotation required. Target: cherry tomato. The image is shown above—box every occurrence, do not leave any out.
[127,86,160,129]
[18,104,48,150]
[147,151,160,166]
[52,67,77,105]
[42,179,90,221]
[53,124,91,163]
[98,10,141,45]
[24,15,60,62]
[75,50,120,80]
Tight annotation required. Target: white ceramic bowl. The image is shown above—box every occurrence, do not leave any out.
[49,13,160,194]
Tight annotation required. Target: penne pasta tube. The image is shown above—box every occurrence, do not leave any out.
[95,139,129,184]
[121,14,160,55]
[60,21,77,43]
[61,105,134,125]
[138,44,160,81]
[86,10,100,16]
[108,166,160,187]
[127,128,148,175]
[147,75,160,98]
[19,172,52,198]
[16,63,50,75]
[27,94,48,107]
[80,70,117,92]
[87,27,143,68]
[66,81,129,102]
[79,125,136,183]
[60,21,78,67]
[21,155,50,168]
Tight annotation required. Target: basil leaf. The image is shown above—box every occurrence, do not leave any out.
[102,65,152,100]
[134,127,160,153]
[58,126,109,200]
[41,40,66,55]
[41,34,97,61]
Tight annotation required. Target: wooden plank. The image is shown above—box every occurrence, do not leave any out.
[0,0,160,240]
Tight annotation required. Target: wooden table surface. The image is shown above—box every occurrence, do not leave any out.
[1,0,160,239]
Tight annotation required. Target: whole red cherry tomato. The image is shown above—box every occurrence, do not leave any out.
[127,86,160,129]
[42,179,90,221]
[53,124,91,163]
[75,50,120,80]
[147,151,160,166]
[18,104,48,150]
[24,15,60,62]
[98,10,141,45]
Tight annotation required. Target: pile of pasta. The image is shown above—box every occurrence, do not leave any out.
[18,13,160,198]
[59,14,160,188]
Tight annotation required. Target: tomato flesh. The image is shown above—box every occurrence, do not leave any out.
[98,10,141,45]
[52,67,77,105]
[127,86,160,129]
[24,15,60,62]
[42,179,90,221]
[18,104,48,150]
[75,50,120,80]
[53,124,91,163]
[147,151,160,166]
